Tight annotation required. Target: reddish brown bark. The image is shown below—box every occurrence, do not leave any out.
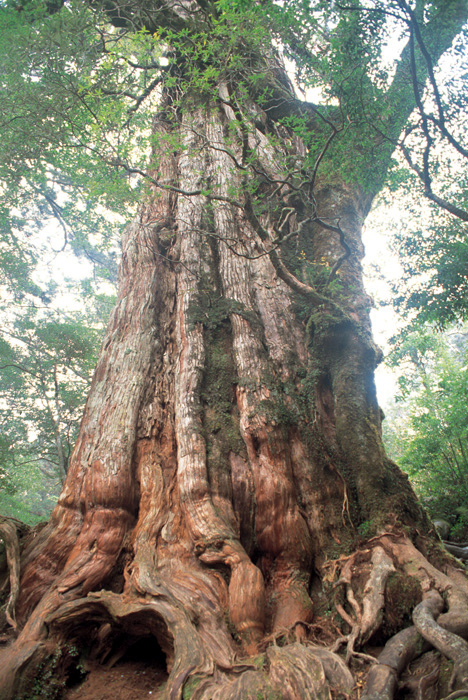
[1,3,468,698]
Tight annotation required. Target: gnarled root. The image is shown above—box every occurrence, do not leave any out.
[359,546,394,643]
[442,692,468,700]
[362,603,468,700]
[360,534,468,700]
[443,542,468,562]
[329,544,395,664]
[360,625,423,700]
[413,591,468,690]
[192,642,353,700]
[3,529,468,700]
[0,518,21,631]
[0,589,355,700]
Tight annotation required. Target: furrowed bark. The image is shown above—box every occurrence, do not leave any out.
[2,3,468,698]
[0,519,20,630]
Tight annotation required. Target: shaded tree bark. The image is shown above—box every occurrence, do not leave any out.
[1,1,468,698]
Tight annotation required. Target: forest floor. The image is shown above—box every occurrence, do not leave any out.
[0,636,168,700]
[0,630,452,699]
[64,659,167,700]
[61,645,453,700]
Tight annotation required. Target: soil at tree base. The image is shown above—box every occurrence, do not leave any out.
[65,660,167,700]
[0,641,168,700]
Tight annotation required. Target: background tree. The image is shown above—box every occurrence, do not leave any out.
[0,176,117,522]
[0,310,105,520]
[376,96,468,546]
[1,2,468,699]
[390,195,468,328]
[384,328,468,541]
[387,0,468,221]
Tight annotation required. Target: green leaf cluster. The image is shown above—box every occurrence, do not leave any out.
[391,191,468,329]
[384,326,468,540]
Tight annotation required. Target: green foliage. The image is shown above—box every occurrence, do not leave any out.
[16,642,86,700]
[384,326,468,540]
[0,0,464,230]
[0,434,18,496]
[0,0,152,269]
[357,520,374,538]
[0,207,115,522]
[0,304,105,521]
[391,195,468,329]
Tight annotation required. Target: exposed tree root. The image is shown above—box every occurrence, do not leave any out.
[416,658,439,700]
[443,541,468,562]
[361,570,468,699]
[330,542,401,664]
[360,547,395,643]
[3,525,468,700]
[442,691,468,700]
[0,518,21,630]
[413,592,468,689]
[360,625,423,700]
[322,532,468,700]
[0,588,357,700]
[362,605,468,700]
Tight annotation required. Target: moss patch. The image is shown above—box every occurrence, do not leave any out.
[182,674,204,699]
[201,324,245,462]
[15,642,85,700]
[382,571,422,637]
[438,657,455,699]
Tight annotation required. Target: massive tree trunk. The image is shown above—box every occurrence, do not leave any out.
[2,2,468,698]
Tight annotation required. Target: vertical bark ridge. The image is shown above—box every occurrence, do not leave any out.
[208,112,313,635]
[309,187,420,524]
[249,205,349,564]
[252,252,307,378]
[128,114,182,581]
[220,102,352,568]
[172,111,264,653]
[17,215,167,623]
[174,111,236,544]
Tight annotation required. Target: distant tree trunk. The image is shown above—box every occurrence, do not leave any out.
[2,2,468,698]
